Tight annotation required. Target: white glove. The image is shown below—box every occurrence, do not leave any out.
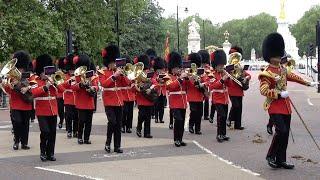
[309,82,319,87]
[280,91,289,98]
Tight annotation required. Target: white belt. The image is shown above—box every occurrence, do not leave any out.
[169,91,186,95]
[64,89,73,93]
[104,87,118,91]
[34,96,56,101]
[212,89,227,93]
[118,87,131,90]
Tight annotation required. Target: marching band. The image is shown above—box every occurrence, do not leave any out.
[0,32,317,169]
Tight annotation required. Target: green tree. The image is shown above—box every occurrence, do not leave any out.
[291,5,320,56]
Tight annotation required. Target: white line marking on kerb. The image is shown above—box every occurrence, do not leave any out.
[307,98,314,106]
[0,125,12,129]
[35,167,104,180]
[192,140,260,176]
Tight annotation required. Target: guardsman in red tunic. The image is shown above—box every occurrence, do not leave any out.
[56,57,66,129]
[71,54,98,145]
[99,44,125,153]
[146,49,157,120]
[152,57,167,124]
[186,53,206,135]
[198,50,211,121]
[31,54,64,162]
[135,54,157,139]
[1,50,33,150]
[227,46,251,130]
[259,33,316,169]
[61,54,79,138]
[208,50,231,143]
[165,51,188,147]
[121,56,135,133]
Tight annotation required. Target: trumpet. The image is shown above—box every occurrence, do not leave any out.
[51,70,65,85]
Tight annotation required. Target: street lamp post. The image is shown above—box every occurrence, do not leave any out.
[176,5,188,53]
[202,20,206,49]
[115,0,120,48]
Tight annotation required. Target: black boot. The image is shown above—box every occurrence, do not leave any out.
[105,145,111,153]
[126,128,132,133]
[278,162,294,169]
[266,157,280,168]
[40,153,47,162]
[155,119,159,123]
[13,143,19,150]
[84,140,91,144]
[136,130,142,137]
[144,134,153,138]
[169,124,173,129]
[209,118,214,123]
[114,148,123,153]
[21,144,30,150]
[222,135,230,141]
[226,119,231,127]
[174,141,181,147]
[267,125,273,135]
[58,123,63,129]
[67,132,72,138]
[121,127,125,133]
[216,135,224,143]
[47,155,56,161]
[180,141,187,146]
[189,127,194,134]
[78,139,83,144]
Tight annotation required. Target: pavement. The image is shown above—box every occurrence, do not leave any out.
[0,70,319,180]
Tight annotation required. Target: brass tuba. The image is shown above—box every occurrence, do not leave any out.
[286,58,296,74]
[74,66,88,84]
[228,52,243,79]
[52,70,65,85]
[122,63,135,80]
[0,58,21,85]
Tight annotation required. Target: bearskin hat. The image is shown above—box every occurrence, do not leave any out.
[57,57,65,70]
[65,54,75,71]
[12,50,31,71]
[198,50,210,65]
[35,54,53,75]
[153,57,166,71]
[137,54,150,70]
[211,49,227,67]
[102,44,120,67]
[74,54,91,69]
[167,51,182,70]
[229,45,243,55]
[187,53,202,67]
[145,48,157,59]
[262,32,285,63]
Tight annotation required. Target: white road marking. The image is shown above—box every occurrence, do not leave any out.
[34,167,104,180]
[193,140,260,177]
[307,98,314,106]
[0,125,12,129]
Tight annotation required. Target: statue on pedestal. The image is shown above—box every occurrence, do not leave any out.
[188,18,201,54]
[223,30,231,57]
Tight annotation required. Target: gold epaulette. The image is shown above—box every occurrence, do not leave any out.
[97,69,105,75]
[258,68,276,80]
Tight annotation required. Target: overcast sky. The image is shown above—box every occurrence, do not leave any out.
[156,0,320,24]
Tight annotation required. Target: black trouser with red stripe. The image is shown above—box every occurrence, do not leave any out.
[189,102,203,132]
[11,110,31,145]
[105,106,123,149]
[203,99,209,119]
[267,114,291,163]
[122,101,134,129]
[172,108,186,142]
[57,98,64,125]
[155,94,166,122]
[65,105,78,134]
[228,96,243,128]
[170,108,174,125]
[137,105,152,136]
[77,109,93,141]
[210,103,216,120]
[215,104,228,136]
[38,116,57,156]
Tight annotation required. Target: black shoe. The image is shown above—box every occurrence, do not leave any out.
[13,143,19,150]
[136,131,142,137]
[235,127,245,130]
[278,162,295,169]
[180,141,187,146]
[195,131,202,135]
[78,139,83,144]
[266,157,280,168]
[31,119,35,123]
[11,128,14,134]
[126,128,132,133]
[105,145,111,153]
[58,123,62,129]
[114,148,123,153]
[159,120,164,123]
[121,127,125,133]
[204,116,209,120]
[21,145,30,150]
[47,156,56,161]
[73,132,78,138]
[155,119,159,123]
[222,135,230,141]
[174,141,181,147]
[189,127,194,134]
[40,154,47,162]
[144,135,153,138]
[67,132,72,138]
[209,118,214,123]
[216,135,224,143]
[169,124,173,129]
[267,126,273,135]
[84,140,91,144]
[226,119,231,127]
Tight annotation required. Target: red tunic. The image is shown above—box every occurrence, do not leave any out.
[98,69,126,106]
[4,80,33,111]
[31,77,64,116]
[259,65,308,115]
[166,75,188,109]
[228,71,251,97]
[208,71,229,105]
[71,75,99,110]
[61,74,76,105]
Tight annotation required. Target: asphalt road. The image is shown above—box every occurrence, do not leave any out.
[0,71,319,180]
